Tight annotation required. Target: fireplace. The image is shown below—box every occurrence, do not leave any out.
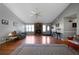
[34,23,42,35]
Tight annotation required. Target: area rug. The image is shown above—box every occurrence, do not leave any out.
[11,44,78,55]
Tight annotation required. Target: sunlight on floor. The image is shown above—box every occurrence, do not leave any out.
[25,36,35,44]
[42,36,47,44]
[25,35,52,44]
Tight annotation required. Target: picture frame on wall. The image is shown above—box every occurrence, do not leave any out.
[56,23,59,27]
[1,19,9,25]
[72,23,77,28]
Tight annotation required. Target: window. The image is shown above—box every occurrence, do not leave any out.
[26,25,29,32]
[43,25,46,32]
[47,26,50,31]
[31,25,34,32]
[26,24,34,32]
[29,25,31,32]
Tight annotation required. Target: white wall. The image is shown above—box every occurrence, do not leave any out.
[63,18,77,38]
[51,17,64,33]
[0,4,25,44]
[51,3,79,39]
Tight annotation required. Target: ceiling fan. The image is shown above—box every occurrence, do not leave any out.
[30,8,41,19]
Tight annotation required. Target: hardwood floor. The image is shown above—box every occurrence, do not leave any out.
[25,35,64,44]
[0,35,79,55]
[0,39,24,55]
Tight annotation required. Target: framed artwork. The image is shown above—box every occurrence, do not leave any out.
[72,23,77,28]
[1,19,9,25]
[56,23,59,27]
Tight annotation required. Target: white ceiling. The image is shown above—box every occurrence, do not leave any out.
[4,3,70,23]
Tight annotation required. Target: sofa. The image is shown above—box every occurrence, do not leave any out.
[7,31,26,41]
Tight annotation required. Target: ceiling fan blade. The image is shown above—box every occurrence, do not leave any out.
[31,10,36,14]
[30,8,42,18]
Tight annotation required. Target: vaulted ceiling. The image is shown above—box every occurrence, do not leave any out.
[4,3,70,23]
